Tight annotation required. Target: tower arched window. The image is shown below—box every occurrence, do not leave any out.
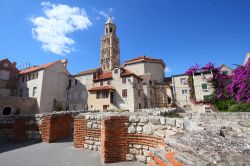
[2,107,11,115]
[106,28,108,34]
[110,27,112,33]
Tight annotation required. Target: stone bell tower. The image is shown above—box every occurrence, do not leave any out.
[100,16,120,72]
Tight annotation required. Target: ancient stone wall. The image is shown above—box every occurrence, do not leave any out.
[74,111,250,165]
[73,110,186,164]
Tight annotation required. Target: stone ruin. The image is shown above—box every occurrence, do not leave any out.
[0,108,250,165]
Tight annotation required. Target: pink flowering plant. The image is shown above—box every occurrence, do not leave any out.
[227,59,250,102]
[185,60,250,111]
[185,62,231,103]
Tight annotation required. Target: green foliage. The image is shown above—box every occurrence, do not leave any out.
[212,98,236,112]
[228,102,250,112]
[188,76,196,101]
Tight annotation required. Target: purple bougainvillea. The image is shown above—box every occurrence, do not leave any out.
[227,59,250,102]
[185,62,231,102]
[185,64,200,75]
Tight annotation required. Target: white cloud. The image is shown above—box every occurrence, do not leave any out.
[93,7,114,20]
[165,66,171,73]
[31,1,92,55]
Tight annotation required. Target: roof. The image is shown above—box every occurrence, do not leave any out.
[139,74,151,82]
[121,68,143,80]
[94,71,112,81]
[0,58,19,73]
[106,16,113,24]
[88,86,114,91]
[75,68,100,77]
[123,55,166,68]
[219,64,233,71]
[171,73,188,77]
[19,60,59,75]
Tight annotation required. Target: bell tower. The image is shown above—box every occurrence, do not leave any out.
[100,16,120,72]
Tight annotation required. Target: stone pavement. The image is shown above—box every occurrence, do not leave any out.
[0,140,145,166]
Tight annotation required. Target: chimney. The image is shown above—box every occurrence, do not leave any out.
[13,62,17,67]
[61,59,68,68]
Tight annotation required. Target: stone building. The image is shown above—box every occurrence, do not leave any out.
[67,17,172,112]
[18,60,69,113]
[172,65,233,112]
[0,59,19,97]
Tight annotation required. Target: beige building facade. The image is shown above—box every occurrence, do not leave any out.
[172,65,233,112]
[18,60,69,113]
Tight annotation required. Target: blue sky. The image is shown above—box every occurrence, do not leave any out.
[0,0,249,76]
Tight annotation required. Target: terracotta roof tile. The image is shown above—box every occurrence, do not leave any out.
[94,71,112,81]
[88,86,114,91]
[19,60,59,75]
[123,55,166,68]
[75,68,100,76]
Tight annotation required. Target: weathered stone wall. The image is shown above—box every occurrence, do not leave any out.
[74,110,250,165]
[0,97,39,115]
[73,109,186,164]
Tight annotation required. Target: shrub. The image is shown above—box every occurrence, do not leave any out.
[228,102,250,112]
[212,99,236,112]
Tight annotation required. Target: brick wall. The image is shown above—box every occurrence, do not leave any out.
[0,112,73,142]
[74,114,168,164]
[148,149,184,166]
[74,115,101,150]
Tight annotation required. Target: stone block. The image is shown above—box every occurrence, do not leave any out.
[136,155,147,163]
[136,126,143,132]
[126,154,135,161]
[167,118,176,126]
[176,119,184,129]
[160,117,166,125]
[133,144,142,149]
[128,125,136,133]
[129,116,139,122]
[143,124,153,135]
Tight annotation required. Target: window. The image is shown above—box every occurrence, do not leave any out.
[107,80,111,85]
[139,103,141,109]
[201,83,208,90]
[22,76,25,82]
[2,107,11,115]
[205,107,211,113]
[96,91,109,99]
[122,77,126,83]
[75,79,78,86]
[110,27,112,33]
[106,28,108,34]
[100,81,103,86]
[19,88,23,97]
[222,71,228,76]
[122,89,127,97]
[180,78,187,85]
[182,89,188,95]
[68,79,72,88]
[203,95,210,101]
[114,69,118,73]
[26,88,29,97]
[32,87,37,96]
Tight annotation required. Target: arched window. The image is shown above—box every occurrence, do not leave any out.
[2,107,11,115]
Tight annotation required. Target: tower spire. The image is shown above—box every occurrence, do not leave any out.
[100,16,120,72]
[106,16,113,24]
